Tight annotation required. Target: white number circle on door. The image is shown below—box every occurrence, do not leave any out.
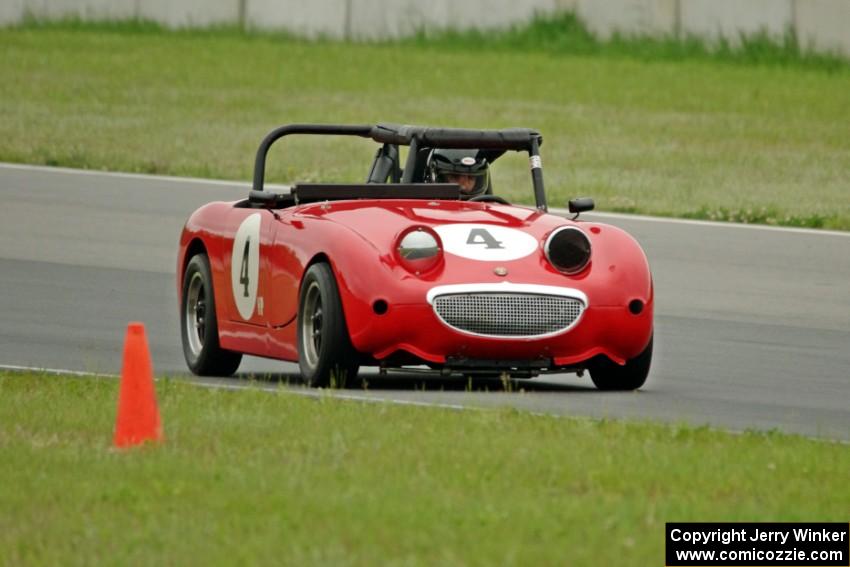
[231,213,261,320]
[433,224,539,261]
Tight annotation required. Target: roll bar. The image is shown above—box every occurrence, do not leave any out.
[251,123,548,211]
[252,124,373,195]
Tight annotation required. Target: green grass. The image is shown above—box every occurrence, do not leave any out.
[1,372,848,566]
[410,12,850,72]
[1,19,849,229]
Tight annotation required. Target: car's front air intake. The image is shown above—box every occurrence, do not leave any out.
[432,292,585,338]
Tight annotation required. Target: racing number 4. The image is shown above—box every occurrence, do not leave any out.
[239,238,250,297]
[231,212,261,320]
[466,228,504,249]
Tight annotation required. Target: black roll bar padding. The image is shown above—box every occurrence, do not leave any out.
[366,143,401,183]
[530,136,547,212]
[371,123,542,151]
[252,123,373,191]
[248,189,278,204]
[400,136,420,184]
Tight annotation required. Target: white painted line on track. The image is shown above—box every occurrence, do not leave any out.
[195,379,470,411]
[0,364,469,412]
[4,364,847,444]
[550,208,850,239]
[0,364,117,379]
[0,162,249,189]
[3,162,847,238]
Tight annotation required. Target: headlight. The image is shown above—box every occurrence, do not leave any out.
[544,226,591,274]
[396,227,443,275]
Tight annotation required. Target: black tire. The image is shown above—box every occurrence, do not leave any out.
[297,263,360,387]
[589,335,653,391]
[181,254,242,376]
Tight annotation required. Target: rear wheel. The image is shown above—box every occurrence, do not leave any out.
[181,254,242,376]
[297,263,359,387]
[589,335,652,391]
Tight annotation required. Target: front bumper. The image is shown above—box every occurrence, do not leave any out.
[348,283,653,368]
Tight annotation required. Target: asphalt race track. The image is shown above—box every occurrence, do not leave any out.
[1,163,848,440]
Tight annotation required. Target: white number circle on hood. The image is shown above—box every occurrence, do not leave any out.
[433,224,538,261]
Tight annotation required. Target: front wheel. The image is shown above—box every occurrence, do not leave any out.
[181,254,242,376]
[297,263,359,387]
[589,335,653,391]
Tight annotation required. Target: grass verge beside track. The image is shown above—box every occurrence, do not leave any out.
[1,20,849,229]
[1,372,847,565]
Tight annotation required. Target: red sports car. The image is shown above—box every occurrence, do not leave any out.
[177,124,653,389]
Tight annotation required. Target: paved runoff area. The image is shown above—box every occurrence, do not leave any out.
[1,163,848,440]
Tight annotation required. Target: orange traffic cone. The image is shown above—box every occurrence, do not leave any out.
[113,322,163,448]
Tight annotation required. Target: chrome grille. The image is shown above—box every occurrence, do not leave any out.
[432,293,584,337]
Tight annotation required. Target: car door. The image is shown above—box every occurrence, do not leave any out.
[266,210,303,330]
[218,207,276,354]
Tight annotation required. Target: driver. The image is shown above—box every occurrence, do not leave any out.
[426,149,491,199]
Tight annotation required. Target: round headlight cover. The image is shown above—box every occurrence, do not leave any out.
[397,227,443,274]
[545,226,591,274]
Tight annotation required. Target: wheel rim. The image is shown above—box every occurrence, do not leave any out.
[301,281,323,368]
[185,272,207,358]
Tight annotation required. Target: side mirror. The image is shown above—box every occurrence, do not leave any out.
[568,197,595,214]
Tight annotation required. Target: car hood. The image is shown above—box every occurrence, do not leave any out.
[293,199,567,244]
[290,198,651,309]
